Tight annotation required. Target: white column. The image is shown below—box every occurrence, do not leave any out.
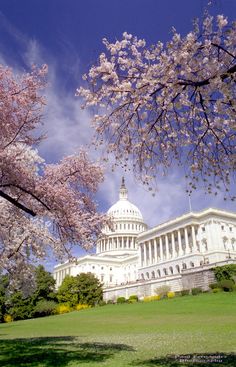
[171,232,176,258]
[149,240,152,264]
[165,235,169,259]
[185,228,190,254]
[160,237,164,261]
[178,230,183,256]
[191,225,197,252]
[154,238,158,263]
[138,243,142,268]
[143,242,147,266]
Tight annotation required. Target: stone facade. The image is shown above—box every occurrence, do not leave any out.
[53,179,236,299]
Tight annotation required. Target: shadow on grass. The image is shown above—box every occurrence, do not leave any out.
[0,336,134,366]
[132,353,236,367]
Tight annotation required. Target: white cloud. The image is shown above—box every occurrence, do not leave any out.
[1,11,235,241]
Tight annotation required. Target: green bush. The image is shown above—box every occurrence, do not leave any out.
[155,285,171,298]
[98,301,106,306]
[213,264,236,282]
[218,279,235,292]
[191,288,202,295]
[128,295,138,303]
[212,288,221,293]
[33,300,57,317]
[106,300,115,304]
[209,283,218,289]
[116,297,126,304]
[181,289,190,296]
[57,273,103,307]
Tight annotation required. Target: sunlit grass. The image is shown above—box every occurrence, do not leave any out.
[0,292,236,366]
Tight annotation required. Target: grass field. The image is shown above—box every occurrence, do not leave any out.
[0,292,236,366]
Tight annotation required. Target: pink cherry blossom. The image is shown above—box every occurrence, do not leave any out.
[77,14,236,199]
[0,65,108,276]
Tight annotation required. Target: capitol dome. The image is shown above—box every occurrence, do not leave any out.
[96,178,147,257]
[107,177,143,221]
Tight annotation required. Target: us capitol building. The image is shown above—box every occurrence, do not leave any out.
[54,178,236,300]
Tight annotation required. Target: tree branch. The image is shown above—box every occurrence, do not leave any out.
[0,190,36,217]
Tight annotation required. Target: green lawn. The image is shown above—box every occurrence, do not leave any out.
[0,292,236,367]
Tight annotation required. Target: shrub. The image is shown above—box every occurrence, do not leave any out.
[143,295,161,302]
[213,264,236,282]
[155,285,171,298]
[181,289,190,296]
[4,314,13,323]
[167,291,175,298]
[209,283,218,289]
[55,304,71,314]
[128,295,138,303]
[75,304,91,311]
[191,288,202,296]
[116,297,126,304]
[218,279,235,292]
[33,300,57,317]
[212,288,221,293]
[98,301,106,306]
[106,299,115,304]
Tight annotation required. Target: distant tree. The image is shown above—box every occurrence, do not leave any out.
[7,291,34,320]
[78,14,236,198]
[57,273,103,307]
[57,275,79,306]
[32,265,56,303]
[76,272,103,306]
[0,64,108,277]
[0,273,9,322]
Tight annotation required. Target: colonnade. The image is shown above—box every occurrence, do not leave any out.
[54,267,71,287]
[140,225,199,267]
[97,236,137,253]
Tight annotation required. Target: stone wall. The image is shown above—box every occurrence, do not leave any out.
[103,260,235,301]
[181,268,216,291]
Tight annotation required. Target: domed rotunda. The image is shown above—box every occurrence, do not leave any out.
[96,178,147,256]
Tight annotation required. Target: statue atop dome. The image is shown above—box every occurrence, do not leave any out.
[119,176,128,200]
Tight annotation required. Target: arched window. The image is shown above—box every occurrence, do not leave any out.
[141,273,144,280]
[151,271,155,279]
[157,269,161,277]
[176,265,180,273]
[169,266,173,274]
[146,272,150,279]
[182,263,187,270]
[190,262,194,268]
[163,268,168,275]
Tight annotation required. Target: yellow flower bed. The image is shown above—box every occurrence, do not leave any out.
[4,314,13,323]
[55,304,71,314]
[75,304,91,311]
[167,291,175,298]
[143,295,161,302]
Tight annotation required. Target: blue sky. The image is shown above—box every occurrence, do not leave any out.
[0,0,236,266]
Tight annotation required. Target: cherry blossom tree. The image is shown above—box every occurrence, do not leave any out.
[0,64,107,277]
[77,14,236,198]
